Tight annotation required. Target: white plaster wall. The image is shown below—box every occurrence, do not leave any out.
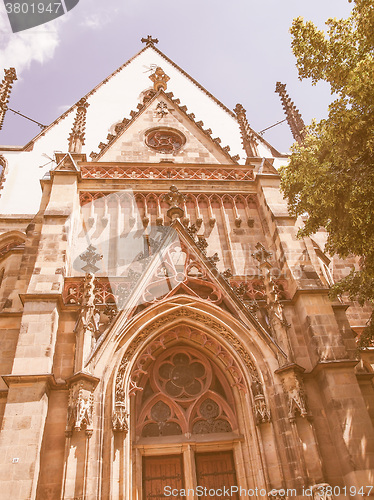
[0,46,276,215]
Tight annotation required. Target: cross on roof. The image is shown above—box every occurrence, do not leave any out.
[141,35,159,46]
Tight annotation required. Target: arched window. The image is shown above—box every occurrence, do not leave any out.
[136,346,237,438]
[133,344,240,499]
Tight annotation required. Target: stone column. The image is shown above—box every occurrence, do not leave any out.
[0,156,81,499]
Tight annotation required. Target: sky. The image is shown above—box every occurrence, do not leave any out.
[0,0,353,153]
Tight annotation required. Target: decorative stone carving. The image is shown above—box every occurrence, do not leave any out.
[79,244,103,274]
[221,268,233,281]
[112,403,129,434]
[275,82,305,144]
[207,252,219,267]
[253,242,291,354]
[156,101,169,117]
[252,242,272,265]
[149,66,170,91]
[78,273,100,336]
[112,358,130,433]
[284,372,308,421]
[80,165,252,181]
[187,223,198,238]
[251,377,271,424]
[311,484,333,500]
[68,97,90,153]
[268,489,288,500]
[66,381,95,436]
[0,67,17,130]
[162,185,186,220]
[253,394,271,424]
[234,103,259,157]
[196,235,208,254]
[113,309,262,419]
[162,185,186,208]
[145,127,185,154]
[141,35,159,46]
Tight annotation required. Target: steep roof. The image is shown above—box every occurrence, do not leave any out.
[21,44,237,151]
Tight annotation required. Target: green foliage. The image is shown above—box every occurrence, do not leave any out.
[280,0,374,347]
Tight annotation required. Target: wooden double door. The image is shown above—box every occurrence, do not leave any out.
[143,451,238,499]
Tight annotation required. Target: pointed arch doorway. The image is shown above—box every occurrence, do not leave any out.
[132,340,242,499]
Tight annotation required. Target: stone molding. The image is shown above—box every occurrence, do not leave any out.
[113,310,272,431]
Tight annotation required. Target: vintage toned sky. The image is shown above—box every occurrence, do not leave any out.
[0,0,352,152]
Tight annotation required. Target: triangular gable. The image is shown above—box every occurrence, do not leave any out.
[18,44,281,160]
[53,152,82,172]
[92,91,239,165]
[21,44,239,151]
[101,219,286,358]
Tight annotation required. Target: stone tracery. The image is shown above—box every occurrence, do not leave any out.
[112,318,272,432]
[135,345,237,437]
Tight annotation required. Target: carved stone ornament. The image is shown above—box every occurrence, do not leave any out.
[268,489,288,500]
[275,81,305,144]
[145,127,186,154]
[141,35,159,46]
[66,382,94,436]
[68,97,90,154]
[113,310,263,420]
[156,101,169,117]
[252,242,272,265]
[162,185,186,220]
[0,67,17,131]
[149,66,170,91]
[112,403,129,434]
[253,394,271,424]
[78,273,100,336]
[79,244,103,274]
[234,103,259,157]
[283,373,308,421]
[311,484,333,500]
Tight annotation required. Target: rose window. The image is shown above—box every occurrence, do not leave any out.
[145,128,186,154]
[136,345,237,438]
[155,351,210,401]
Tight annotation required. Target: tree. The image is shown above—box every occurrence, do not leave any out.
[279,0,374,346]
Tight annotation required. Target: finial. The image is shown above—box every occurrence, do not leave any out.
[68,97,90,154]
[234,103,258,157]
[162,185,186,220]
[275,82,305,144]
[252,242,272,267]
[0,67,17,131]
[149,67,170,91]
[79,244,103,274]
[141,35,159,46]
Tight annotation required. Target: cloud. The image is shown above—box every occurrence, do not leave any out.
[0,10,63,74]
[79,2,123,31]
[81,14,102,30]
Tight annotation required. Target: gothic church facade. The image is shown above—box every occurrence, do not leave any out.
[0,38,373,500]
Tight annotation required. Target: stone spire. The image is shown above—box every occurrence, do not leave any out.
[234,104,259,158]
[68,97,90,153]
[0,67,17,131]
[275,82,305,144]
